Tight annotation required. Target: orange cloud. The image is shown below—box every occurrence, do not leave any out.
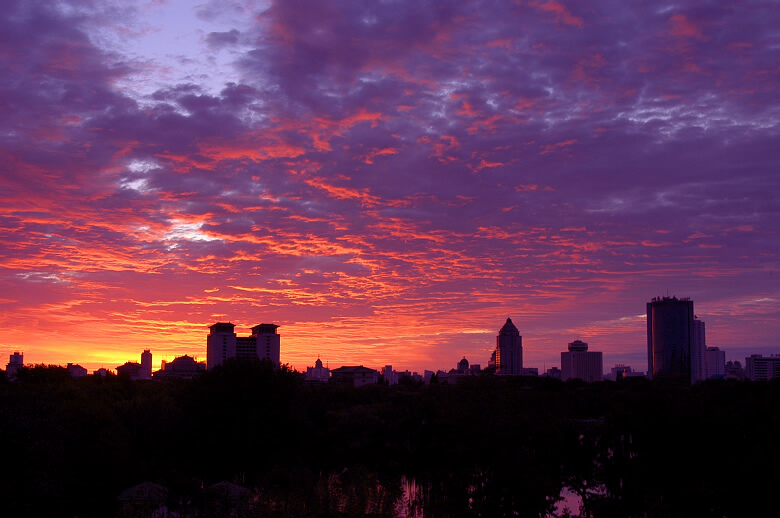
[310,109,384,151]
[540,139,577,155]
[362,147,399,164]
[669,14,703,39]
[304,177,383,206]
[530,1,584,27]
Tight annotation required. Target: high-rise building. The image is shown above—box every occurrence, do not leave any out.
[647,296,695,382]
[561,340,603,383]
[704,347,725,379]
[207,322,280,370]
[496,318,523,375]
[691,317,706,382]
[744,354,780,381]
[141,349,152,380]
[5,351,23,378]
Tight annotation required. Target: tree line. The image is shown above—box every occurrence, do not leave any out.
[1,361,778,517]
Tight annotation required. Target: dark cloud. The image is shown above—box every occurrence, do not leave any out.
[205,29,241,49]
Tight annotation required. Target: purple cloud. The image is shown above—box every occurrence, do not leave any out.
[0,0,778,374]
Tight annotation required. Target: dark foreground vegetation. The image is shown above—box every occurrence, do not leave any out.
[1,361,778,518]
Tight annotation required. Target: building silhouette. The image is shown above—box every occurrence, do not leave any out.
[66,363,88,378]
[116,361,143,379]
[5,351,23,378]
[744,354,780,381]
[692,317,706,382]
[141,349,152,380]
[154,355,206,380]
[305,357,330,383]
[724,360,745,380]
[605,364,645,381]
[381,365,398,385]
[647,296,694,382]
[117,350,154,380]
[704,347,725,379]
[561,340,603,383]
[330,366,379,387]
[496,318,523,375]
[207,322,280,370]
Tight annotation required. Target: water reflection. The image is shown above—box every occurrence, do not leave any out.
[246,469,569,518]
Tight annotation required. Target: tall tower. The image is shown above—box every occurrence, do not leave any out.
[692,317,706,382]
[647,296,694,382]
[251,323,281,366]
[207,322,237,370]
[496,318,522,375]
[141,349,152,380]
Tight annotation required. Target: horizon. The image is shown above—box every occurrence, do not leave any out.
[3,304,768,375]
[1,1,778,375]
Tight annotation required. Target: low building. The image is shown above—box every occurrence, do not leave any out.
[724,360,744,380]
[305,358,330,383]
[439,357,481,384]
[117,350,155,380]
[116,362,143,380]
[396,370,423,384]
[604,364,645,381]
[381,365,398,385]
[66,363,88,378]
[331,366,379,387]
[561,340,603,382]
[745,354,780,381]
[153,355,206,380]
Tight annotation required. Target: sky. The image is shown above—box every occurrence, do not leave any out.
[1,0,778,375]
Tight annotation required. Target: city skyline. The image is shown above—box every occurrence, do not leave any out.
[1,1,779,374]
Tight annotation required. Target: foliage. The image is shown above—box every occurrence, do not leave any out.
[0,366,778,517]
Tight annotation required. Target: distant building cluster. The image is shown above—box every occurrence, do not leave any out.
[3,299,778,384]
[643,295,771,384]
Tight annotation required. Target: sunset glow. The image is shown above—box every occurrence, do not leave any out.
[1,0,778,374]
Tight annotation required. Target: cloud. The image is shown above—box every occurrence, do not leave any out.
[206,29,241,49]
[0,0,778,373]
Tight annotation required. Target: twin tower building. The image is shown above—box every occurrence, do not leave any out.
[206,322,281,370]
